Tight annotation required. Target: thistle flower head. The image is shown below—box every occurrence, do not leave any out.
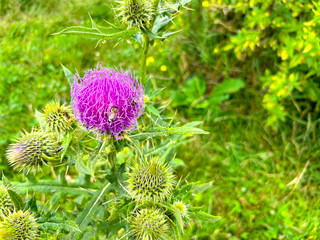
[128,158,174,202]
[0,187,14,220]
[131,208,168,240]
[0,210,38,240]
[6,129,57,172]
[172,201,188,217]
[36,101,75,135]
[116,0,153,28]
[71,65,144,139]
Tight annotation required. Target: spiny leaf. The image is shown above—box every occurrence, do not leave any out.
[130,124,208,140]
[2,175,24,210]
[193,181,213,194]
[146,105,161,117]
[152,15,173,35]
[76,182,111,231]
[191,211,221,223]
[54,24,137,41]
[12,181,96,195]
[40,221,81,233]
[61,64,74,85]
[149,88,165,99]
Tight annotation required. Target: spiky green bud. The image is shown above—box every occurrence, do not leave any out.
[6,129,57,172]
[36,102,75,135]
[116,0,153,29]
[0,187,14,220]
[128,158,174,202]
[0,210,38,240]
[131,208,168,240]
[172,201,188,217]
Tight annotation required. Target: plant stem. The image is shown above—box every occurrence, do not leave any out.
[140,35,150,84]
[139,0,160,84]
[108,139,117,167]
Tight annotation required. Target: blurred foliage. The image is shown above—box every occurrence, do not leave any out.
[171,0,320,128]
[1,0,320,239]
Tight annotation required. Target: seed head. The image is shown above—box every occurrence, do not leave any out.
[71,65,144,139]
[0,210,38,240]
[131,208,168,240]
[36,101,75,135]
[116,0,153,28]
[172,201,188,217]
[128,158,174,202]
[0,187,14,220]
[6,129,57,172]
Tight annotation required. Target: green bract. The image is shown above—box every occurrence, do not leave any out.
[6,129,57,172]
[128,158,174,202]
[0,210,38,240]
[131,208,168,240]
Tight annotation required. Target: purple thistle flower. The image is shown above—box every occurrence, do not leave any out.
[71,65,144,139]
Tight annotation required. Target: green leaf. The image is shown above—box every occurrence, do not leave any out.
[54,24,137,41]
[152,15,173,36]
[76,182,111,231]
[193,181,213,194]
[60,132,73,161]
[61,64,74,85]
[25,196,38,213]
[131,124,208,141]
[209,78,245,105]
[132,32,143,45]
[212,78,245,95]
[174,212,184,235]
[40,221,81,233]
[2,175,24,210]
[7,189,24,210]
[192,211,221,223]
[149,88,165,99]
[146,104,161,117]
[75,153,94,176]
[167,125,209,135]
[161,31,181,40]
[13,181,95,195]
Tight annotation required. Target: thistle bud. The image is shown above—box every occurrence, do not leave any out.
[116,0,153,29]
[172,201,188,217]
[0,210,38,240]
[131,208,168,240]
[36,102,75,135]
[128,158,174,202]
[6,129,57,172]
[0,187,14,220]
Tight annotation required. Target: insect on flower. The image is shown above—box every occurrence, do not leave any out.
[108,106,119,122]
[71,65,144,139]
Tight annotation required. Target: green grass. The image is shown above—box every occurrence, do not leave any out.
[178,111,320,239]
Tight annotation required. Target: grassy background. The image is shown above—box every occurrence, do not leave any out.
[1,0,320,239]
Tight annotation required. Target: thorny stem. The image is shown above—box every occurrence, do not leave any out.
[139,0,161,84]
[140,35,150,84]
[108,139,117,167]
